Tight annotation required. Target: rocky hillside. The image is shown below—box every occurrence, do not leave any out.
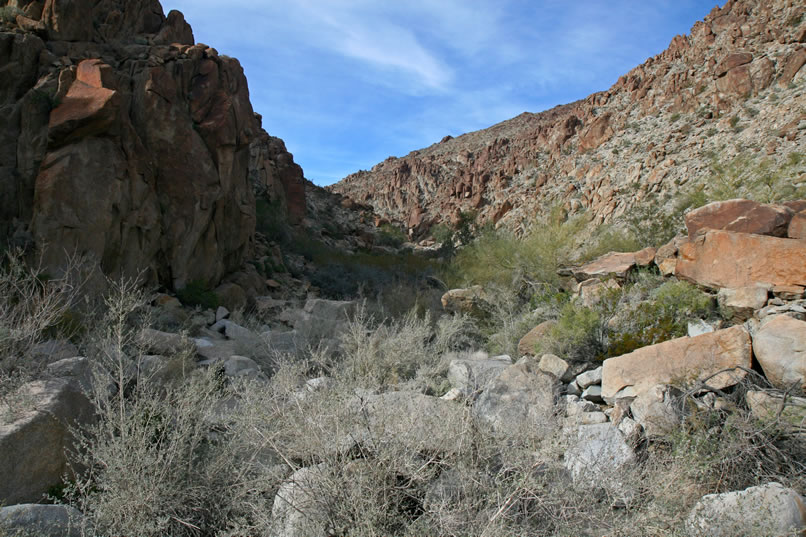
[331,0,806,236]
[0,0,306,290]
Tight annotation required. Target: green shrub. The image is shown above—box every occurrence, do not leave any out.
[444,206,586,289]
[377,223,407,248]
[176,280,218,310]
[0,6,23,23]
[255,197,288,242]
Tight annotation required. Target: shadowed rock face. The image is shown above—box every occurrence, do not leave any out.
[0,0,305,290]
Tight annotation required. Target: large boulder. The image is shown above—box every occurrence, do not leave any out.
[676,230,806,290]
[686,483,806,537]
[447,352,512,394]
[752,315,806,391]
[685,199,793,239]
[270,464,330,537]
[0,504,85,537]
[629,384,683,437]
[517,320,557,357]
[717,286,769,321]
[473,359,559,436]
[746,390,806,434]
[571,251,638,282]
[0,379,95,504]
[563,423,636,505]
[441,286,488,315]
[601,325,752,401]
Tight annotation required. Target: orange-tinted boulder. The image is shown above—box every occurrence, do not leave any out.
[685,199,793,239]
[788,210,806,240]
[571,251,637,281]
[676,230,806,290]
[601,325,752,401]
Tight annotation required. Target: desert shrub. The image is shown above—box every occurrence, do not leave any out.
[255,197,289,242]
[0,249,86,378]
[608,279,715,356]
[337,306,475,391]
[536,300,608,362]
[703,152,806,203]
[0,6,23,23]
[445,207,586,290]
[377,223,407,248]
[176,280,218,310]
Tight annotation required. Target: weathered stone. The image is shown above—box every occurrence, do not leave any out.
[571,251,637,281]
[441,286,487,315]
[746,390,806,433]
[772,285,805,300]
[714,51,754,77]
[676,230,806,290]
[0,504,85,537]
[581,384,604,404]
[576,277,620,307]
[0,379,95,504]
[474,360,559,436]
[136,328,193,356]
[517,320,557,356]
[601,325,752,400]
[270,464,330,537]
[752,315,806,390]
[780,48,806,86]
[686,483,806,537]
[447,352,512,393]
[629,384,682,437]
[717,286,769,321]
[687,319,716,337]
[563,423,636,505]
[685,199,793,239]
[633,246,656,267]
[537,353,572,382]
[46,356,94,393]
[576,366,603,389]
[788,210,806,239]
[222,355,265,381]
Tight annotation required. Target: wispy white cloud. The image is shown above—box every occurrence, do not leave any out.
[163,0,719,184]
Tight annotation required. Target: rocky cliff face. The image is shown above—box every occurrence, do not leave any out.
[331,0,806,236]
[0,0,305,289]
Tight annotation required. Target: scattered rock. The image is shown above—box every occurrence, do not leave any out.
[717,286,769,321]
[441,286,488,315]
[447,352,512,394]
[576,366,603,389]
[746,391,806,433]
[788,210,806,240]
[686,483,806,537]
[517,320,557,356]
[629,384,682,437]
[581,384,604,404]
[474,360,559,436]
[564,423,636,505]
[752,315,806,390]
[571,252,638,281]
[576,278,620,307]
[601,325,752,401]
[0,504,85,537]
[270,464,330,537]
[215,306,230,322]
[687,319,716,337]
[136,328,193,356]
[537,353,572,382]
[0,379,95,505]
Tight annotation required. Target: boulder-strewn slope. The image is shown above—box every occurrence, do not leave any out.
[331,0,806,236]
[0,0,305,289]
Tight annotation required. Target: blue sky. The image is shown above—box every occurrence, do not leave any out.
[163,1,720,186]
